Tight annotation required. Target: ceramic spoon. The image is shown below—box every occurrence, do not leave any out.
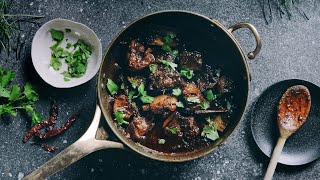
[264,85,311,180]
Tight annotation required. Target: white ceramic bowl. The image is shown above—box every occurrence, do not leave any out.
[31,18,102,88]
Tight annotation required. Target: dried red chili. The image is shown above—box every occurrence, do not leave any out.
[23,120,49,143]
[46,99,58,131]
[41,144,58,152]
[35,114,78,139]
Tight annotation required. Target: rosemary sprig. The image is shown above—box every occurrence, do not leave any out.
[0,0,44,59]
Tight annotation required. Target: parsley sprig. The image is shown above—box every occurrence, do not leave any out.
[0,67,42,126]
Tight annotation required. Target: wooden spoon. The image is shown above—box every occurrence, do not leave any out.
[264,85,311,180]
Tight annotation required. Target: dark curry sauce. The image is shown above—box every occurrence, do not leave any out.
[106,27,235,153]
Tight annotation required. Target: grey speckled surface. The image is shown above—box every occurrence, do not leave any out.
[1,0,320,179]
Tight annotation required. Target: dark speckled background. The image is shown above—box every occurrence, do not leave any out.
[1,0,320,179]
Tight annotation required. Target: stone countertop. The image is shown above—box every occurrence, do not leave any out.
[1,0,320,179]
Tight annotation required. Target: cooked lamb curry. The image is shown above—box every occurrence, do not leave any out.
[106,29,235,153]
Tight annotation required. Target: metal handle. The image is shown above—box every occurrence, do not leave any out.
[23,105,124,180]
[228,22,262,59]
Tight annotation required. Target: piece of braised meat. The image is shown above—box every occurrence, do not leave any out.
[197,65,218,92]
[149,65,183,90]
[128,40,155,71]
[113,94,133,119]
[143,95,178,114]
[164,112,199,138]
[179,51,203,71]
[127,116,154,140]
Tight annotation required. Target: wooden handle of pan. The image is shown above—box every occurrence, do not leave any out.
[264,137,287,180]
[23,105,124,180]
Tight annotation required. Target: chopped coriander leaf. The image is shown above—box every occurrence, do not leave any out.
[227,101,232,110]
[140,95,154,104]
[165,127,178,135]
[201,124,219,141]
[149,64,157,73]
[159,59,177,70]
[65,28,71,33]
[31,111,43,126]
[164,35,173,44]
[50,57,62,71]
[66,43,72,49]
[106,79,118,95]
[176,101,184,108]
[200,100,210,110]
[204,90,217,101]
[138,84,147,96]
[180,68,194,79]
[128,78,138,89]
[162,44,172,52]
[49,29,64,41]
[120,83,125,90]
[158,139,166,144]
[128,91,135,100]
[172,88,181,96]
[186,96,201,103]
[0,86,10,98]
[64,77,71,82]
[0,67,15,87]
[114,111,129,126]
[171,50,179,58]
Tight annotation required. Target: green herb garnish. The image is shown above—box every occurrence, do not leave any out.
[204,90,217,101]
[140,95,154,104]
[128,91,135,100]
[158,139,166,144]
[114,111,129,126]
[180,68,194,79]
[49,29,64,41]
[149,64,157,74]
[200,100,210,110]
[172,88,181,96]
[0,67,42,126]
[201,117,219,141]
[159,59,177,70]
[176,101,184,108]
[186,96,201,103]
[128,78,138,89]
[50,57,62,71]
[106,79,118,95]
[165,127,178,135]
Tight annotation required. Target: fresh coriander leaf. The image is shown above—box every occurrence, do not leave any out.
[176,101,184,108]
[204,90,217,101]
[138,84,146,96]
[9,85,20,101]
[164,35,173,44]
[216,69,221,77]
[64,77,71,82]
[114,111,129,126]
[140,95,154,104]
[66,43,72,49]
[50,40,62,51]
[200,100,210,110]
[23,83,38,102]
[158,139,166,144]
[50,57,62,71]
[180,68,194,79]
[160,59,177,70]
[186,96,201,103]
[172,88,181,96]
[120,83,125,90]
[201,124,219,141]
[162,44,172,52]
[227,101,232,110]
[106,79,118,95]
[128,78,138,89]
[165,127,178,135]
[167,31,176,39]
[49,29,64,41]
[65,28,71,33]
[0,68,15,87]
[0,86,10,98]
[0,104,16,116]
[128,91,135,100]
[31,111,42,126]
[149,64,157,74]
[171,50,179,58]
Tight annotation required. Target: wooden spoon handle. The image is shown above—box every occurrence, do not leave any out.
[264,137,287,180]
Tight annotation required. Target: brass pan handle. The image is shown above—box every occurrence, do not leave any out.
[228,22,262,59]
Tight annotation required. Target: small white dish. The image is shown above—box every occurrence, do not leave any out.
[31,18,102,88]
